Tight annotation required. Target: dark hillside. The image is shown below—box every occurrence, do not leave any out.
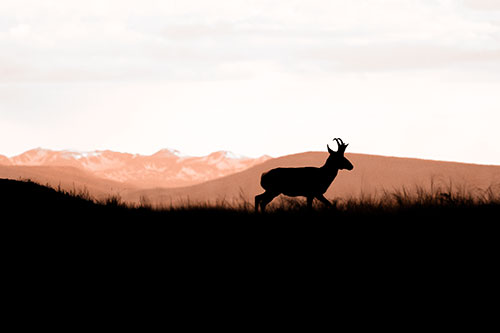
[2,178,499,269]
[1,178,112,221]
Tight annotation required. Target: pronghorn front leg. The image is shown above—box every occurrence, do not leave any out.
[316,194,333,208]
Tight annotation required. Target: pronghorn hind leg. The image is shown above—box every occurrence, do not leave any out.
[255,191,278,212]
[255,192,265,212]
[307,196,314,210]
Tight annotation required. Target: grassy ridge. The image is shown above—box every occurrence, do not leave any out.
[2,178,499,222]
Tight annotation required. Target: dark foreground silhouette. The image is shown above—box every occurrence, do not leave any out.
[2,177,499,265]
[256,138,353,212]
[4,177,497,315]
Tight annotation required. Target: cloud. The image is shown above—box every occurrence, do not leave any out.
[0,0,499,82]
[463,0,500,11]
[299,44,500,72]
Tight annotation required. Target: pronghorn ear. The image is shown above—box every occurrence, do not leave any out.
[327,144,335,154]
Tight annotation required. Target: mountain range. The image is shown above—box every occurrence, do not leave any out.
[0,148,270,188]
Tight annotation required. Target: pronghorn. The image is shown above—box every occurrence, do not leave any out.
[255,138,353,212]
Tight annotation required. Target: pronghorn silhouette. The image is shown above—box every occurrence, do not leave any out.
[255,138,354,212]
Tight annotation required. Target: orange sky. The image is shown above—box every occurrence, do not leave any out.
[1,0,499,164]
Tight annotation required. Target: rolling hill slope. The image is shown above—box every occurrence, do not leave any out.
[122,152,500,205]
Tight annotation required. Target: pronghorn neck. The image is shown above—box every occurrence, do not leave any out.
[321,158,340,172]
[320,162,339,180]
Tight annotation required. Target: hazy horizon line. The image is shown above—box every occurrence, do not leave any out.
[2,146,499,167]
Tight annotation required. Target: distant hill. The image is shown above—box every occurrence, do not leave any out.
[122,152,500,205]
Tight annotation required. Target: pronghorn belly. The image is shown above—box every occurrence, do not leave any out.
[282,190,317,197]
[260,167,330,196]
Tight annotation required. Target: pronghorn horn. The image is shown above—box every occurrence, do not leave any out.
[334,138,348,153]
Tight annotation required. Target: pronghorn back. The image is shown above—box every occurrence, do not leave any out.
[260,167,331,196]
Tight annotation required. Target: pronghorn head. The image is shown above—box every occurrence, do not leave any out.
[326,138,354,171]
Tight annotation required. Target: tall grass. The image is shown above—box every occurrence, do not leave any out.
[107,182,500,215]
[7,178,500,220]
[337,182,500,215]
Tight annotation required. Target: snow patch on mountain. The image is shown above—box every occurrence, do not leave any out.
[177,167,200,180]
[144,163,168,172]
[67,151,103,160]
